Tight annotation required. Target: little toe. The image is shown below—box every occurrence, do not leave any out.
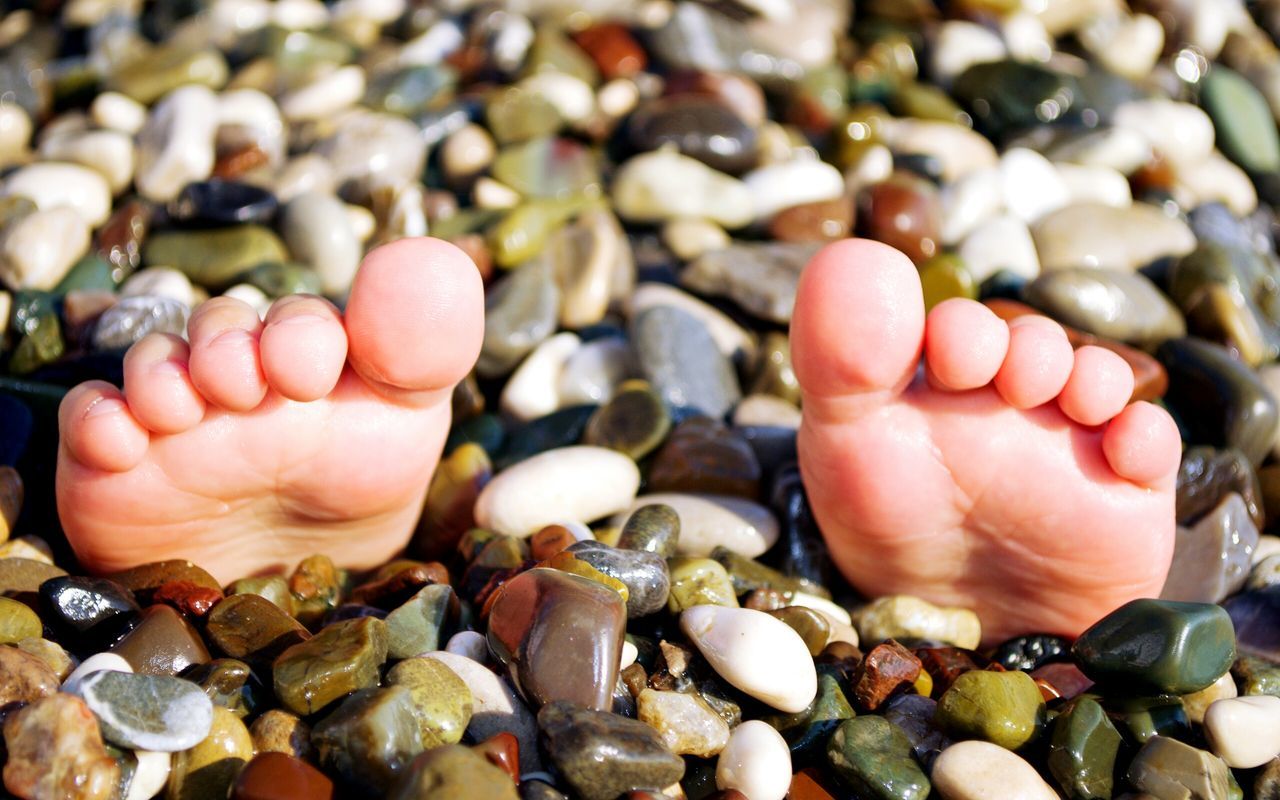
[924,299,1010,391]
[259,295,348,402]
[187,297,268,412]
[345,237,484,401]
[122,334,206,435]
[1057,346,1135,426]
[993,316,1075,409]
[1103,401,1183,488]
[59,381,149,472]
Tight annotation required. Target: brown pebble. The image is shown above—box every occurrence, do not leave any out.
[93,199,149,281]
[448,233,494,283]
[915,646,980,696]
[0,645,59,707]
[108,560,220,605]
[572,24,647,79]
[789,768,839,800]
[768,195,855,243]
[205,594,311,663]
[287,555,342,627]
[412,444,492,561]
[2,694,118,800]
[743,588,789,611]
[621,662,648,699]
[153,580,224,618]
[646,417,761,498]
[663,70,768,128]
[472,731,520,783]
[230,752,333,800]
[349,563,449,609]
[529,525,579,561]
[0,559,67,597]
[1030,662,1094,701]
[213,143,270,179]
[852,640,923,711]
[109,604,210,676]
[249,710,314,760]
[858,171,942,264]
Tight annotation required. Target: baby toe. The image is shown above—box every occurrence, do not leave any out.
[187,297,268,412]
[123,333,207,435]
[1057,346,1135,426]
[924,299,1010,391]
[259,295,349,402]
[58,381,150,472]
[993,316,1075,409]
[1103,401,1183,488]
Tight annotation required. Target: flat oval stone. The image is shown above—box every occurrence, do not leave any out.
[1204,695,1280,768]
[272,617,388,716]
[744,160,845,222]
[231,752,334,800]
[932,740,1058,800]
[1032,202,1197,272]
[617,504,681,558]
[617,493,779,558]
[583,380,672,460]
[167,706,253,800]
[143,225,289,289]
[936,669,1046,751]
[1,694,119,800]
[205,594,310,664]
[1022,268,1186,350]
[826,716,931,800]
[0,207,91,291]
[1201,65,1280,174]
[630,97,758,175]
[612,148,753,229]
[681,241,821,325]
[91,295,191,352]
[1126,736,1230,800]
[681,605,817,713]
[474,446,640,537]
[3,162,112,227]
[281,191,360,296]
[634,304,742,419]
[478,257,561,377]
[73,670,214,752]
[388,744,519,800]
[648,417,761,498]
[855,595,982,650]
[0,558,67,596]
[169,180,277,227]
[858,172,942,264]
[109,605,211,676]
[1159,337,1279,466]
[717,720,792,800]
[1071,598,1237,694]
[487,568,626,711]
[537,701,685,800]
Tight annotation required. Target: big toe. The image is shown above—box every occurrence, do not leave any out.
[345,237,485,400]
[791,239,925,404]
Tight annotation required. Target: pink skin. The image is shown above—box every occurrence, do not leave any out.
[56,238,483,584]
[792,239,1181,644]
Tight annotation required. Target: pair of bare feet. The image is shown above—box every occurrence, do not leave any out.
[54,237,1180,643]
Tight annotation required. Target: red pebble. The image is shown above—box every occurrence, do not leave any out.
[473,732,520,783]
[152,580,223,618]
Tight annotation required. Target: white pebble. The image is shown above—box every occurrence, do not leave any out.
[620,640,638,670]
[217,89,286,167]
[474,446,641,537]
[960,214,1041,283]
[1174,151,1258,217]
[398,18,466,67]
[618,493,779,558]
[124,751,171,800]
[842,143,894,194]
[883,119,998,182]
[716,720,792,800]
[62,652,133,695]
[280,65,366,123]
[121,268,195,308]
[0,105,32,163]
[4,162,112,227]
[1256,535,1280,564]
[441,123,495,183]
[444,631,489,663]
[999,148,1069,224]
[612,149,754,229]
[598,78,640,119]
[790,591,853,625]
[557,337,636,406]
[518,72,595,125]
[0,208,91,291]
[1055,163,1132,209]
[38,130,136,196]
[1113,99,1216,167]
[1078,13,1164,81]
[281,191,361,296]
[1048,127,1152,174]
[932,741,1059,800]
[272,0,328,29]
[941,167,1004,246]
[1000,11,1053,62]
[344,203,376,243]
[742,159,844,221]
[474,176,522,210]
[136,86,219,203]
[500,333,582,422]
[1204,695,1280,768]
[930,21,1007,87]
[221,284,272,318]
[681,605,817,713]
[273,154,337,204]
[732,394,801,429]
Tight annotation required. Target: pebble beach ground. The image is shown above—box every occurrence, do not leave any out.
[2,0,1280,798]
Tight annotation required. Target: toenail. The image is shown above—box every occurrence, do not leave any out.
[83,396,127,419]
[271,314,331,328]
[207,328,257,348]
[149,359,189,378]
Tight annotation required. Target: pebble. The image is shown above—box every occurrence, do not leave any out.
[619,493,779,558]
[90,92,147,134]
[389,744,518,800]
[272,617,388,716]
[384,657,472,747]
[632,305,742,418]
[121,268,196,309]
[1225,587,1280,662]
[231,752,334,800]
[667,557,739,612]
[637,688,730,757]
[855,595,982,650]
[62,652,133,694]
[537,701,685,800]
[716,720,792,800]
[680,604,817,713]
[0,596,41,644]
[422,651,540,773]
[1203,695,1280,768]
[743,160,844,222]
[72,669,213,751]
[109,604,210,676]
[478,256,560,377]
[39,575,140,652]
[1113,99,1216,166]
[567,540,669,617]
[612,148,754,228]
[958,215,1040,283]
[682,241,819,324]
[1183,671,1239,725]
[1162,493,1259,603]
[859,171,942,264]
[250,710,313,760]
[384,583,455,660]
[474,446,639,537]
[931,741,1058,800]
[1033,203,1198,272]
[1202,65,1280,174]
[500,333,581,421]
[0,208,92,291]
[1,693,119,800]
[1126,736,1230,800]
[1071,598,1237,694]
[135,86,219,203]
[0,644,59,707]
[3,162,112,228]
[125,750,171,800]
[281,191,362,296]
[826,716,931,800]
[1047,696,1121,800]
[936,669,1046,751]
[998,148,1069,225]
[1022,268,1186,350]
[311,686,426,793]
[315,111,426,197]
[488,567,626,711]
[628,282,756,362]
[167,706,253,800]
[205,593,310,664]
[582,380,671,460]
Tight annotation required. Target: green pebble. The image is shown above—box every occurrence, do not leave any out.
[1105,694,1190,744]
[389,744,518,800]
[227,576,294,616]
[312,686,427,794]
[826,716,931,800]
[240,262,323,299]
[1071,599,1237,694]
[764,670,854,759]
[583,381,671,460]
[54,254,117,294]
[272,617,388,716]
[109,46,227,104]
[1234,655,1280,697]
[167,706,253,800]
[524,27,599,85]
[1202,65,1280,174]
[489,196,595,269]
[935,669,1046,751]
[712,546,830,598]
[363,65,457,116]
[445,413,506,458]
[385,584,455,660]
[617,504,681,559]
[767,607,831,656]
[181,659,264,720]
[143,226,289,289]
[486,86,563,145]
[0,597,41,644]
[385,658,473,747]
[493,136,601,201]
[919,254,976,312]
[1047,697,1122,800]
[666,557,738,613]
[495,405,594,469]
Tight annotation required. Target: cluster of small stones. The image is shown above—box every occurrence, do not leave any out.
[3,0,1280,797]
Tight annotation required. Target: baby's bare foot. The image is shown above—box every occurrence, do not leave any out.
[56,238,483,583]
[792,239,1182,643]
